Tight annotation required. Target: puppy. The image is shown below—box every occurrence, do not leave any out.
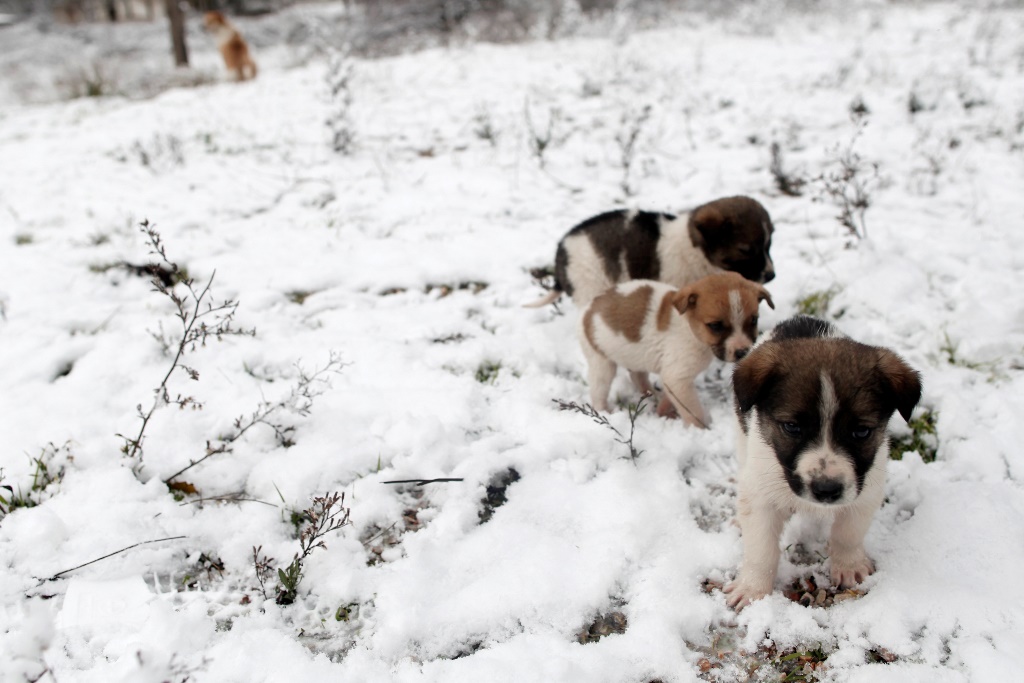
[579,273,773,428]
[203,11,257,81]
[724,316,922,609]
[527,196,775,309]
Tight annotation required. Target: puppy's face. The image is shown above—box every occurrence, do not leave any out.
[688,196,776,284]
[671,273,774,362]
[734,339,921,506]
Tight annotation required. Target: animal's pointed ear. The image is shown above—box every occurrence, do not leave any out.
[672,288,698,315]
[876,349,922,422]
[732,347,778,413]
[758,286,775,310]
[688,205,726,247]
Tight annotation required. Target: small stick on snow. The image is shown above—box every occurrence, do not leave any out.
[382,478,464,486]
[178,493,278,508]
[44,536,187,582]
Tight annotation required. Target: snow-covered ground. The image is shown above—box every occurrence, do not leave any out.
[2,2,1024,681]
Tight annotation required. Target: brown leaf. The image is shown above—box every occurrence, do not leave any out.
[168,481,198,495]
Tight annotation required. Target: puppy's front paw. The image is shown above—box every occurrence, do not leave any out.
[830,552,874,588]
[723,576,772,610]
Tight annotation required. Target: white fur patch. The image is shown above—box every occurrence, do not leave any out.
[723,289,754,361]
[791,374,857,505]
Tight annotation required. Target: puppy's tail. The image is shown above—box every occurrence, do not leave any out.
[522,290,561,308]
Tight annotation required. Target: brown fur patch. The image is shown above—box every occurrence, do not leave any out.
[656,291,677,331]
[687,196,775,283]
[679,272,765,359]
[590,285,653,343]
[204,11,257,81]
[733,336,921,494]
[583,308,597,349]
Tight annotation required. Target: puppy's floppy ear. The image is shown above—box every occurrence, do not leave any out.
[672,288,698,315]
[732,346,778,413]
[688,206,726,248]
[876,349,922,422]
[756,285,775,310]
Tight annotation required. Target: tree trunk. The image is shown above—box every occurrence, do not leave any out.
[165,0,188,66]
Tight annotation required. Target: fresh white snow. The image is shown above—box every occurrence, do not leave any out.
[2,2,1024,681]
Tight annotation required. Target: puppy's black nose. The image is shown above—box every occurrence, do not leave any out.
[762,269,776,283]
[735,348,749,360]
[810,478,844,503]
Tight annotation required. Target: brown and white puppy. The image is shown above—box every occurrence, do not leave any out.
[203,11,258,81]
[527,196,775,309]
[579,273,774,427]
[724,316,922,609]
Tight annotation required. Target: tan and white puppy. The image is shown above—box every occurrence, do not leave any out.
[527,196,776,310]
[203,11,258,81]
[579,273,773,427]
[725,316,922,609]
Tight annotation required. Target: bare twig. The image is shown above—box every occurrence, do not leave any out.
[163,352,345,484]
[361,522,398,547]
[553,393,652,462]
[46,535,186,582]
[815,119,885,239]
[382,478,464,486]
[616,104,652,196]
[179,492,278,508]
[252,545,275,600]
[770,142,806,197]
[118,221,255,468]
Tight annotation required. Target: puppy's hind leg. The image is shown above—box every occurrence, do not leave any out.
[628,371,653,395]
[662,378,709,428]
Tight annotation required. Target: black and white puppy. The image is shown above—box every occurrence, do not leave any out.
[526,196,776,309]
[724,316,921,609]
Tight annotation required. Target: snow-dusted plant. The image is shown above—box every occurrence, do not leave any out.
[162,352,346,488]
[769,141,806,197]
[254,492,351,605]
[523,99,569,169]
[473,103,500,147]
[118,222,255,472]
[325,48,356,155]
[815,119,885,240]
[0,442,70,522]
[615,103,652,196]
[55,59,119,100]
[553,393,652,462]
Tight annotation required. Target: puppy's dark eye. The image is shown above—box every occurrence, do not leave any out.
[781,421,801,436]
[852,426,872,439]
[706,321,726,334]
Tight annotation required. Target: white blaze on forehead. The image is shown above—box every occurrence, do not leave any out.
[729,290,744,328]
[792,371,858,504]
[724,289,754,358]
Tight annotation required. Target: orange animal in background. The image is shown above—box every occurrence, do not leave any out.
[203,11,257,81]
